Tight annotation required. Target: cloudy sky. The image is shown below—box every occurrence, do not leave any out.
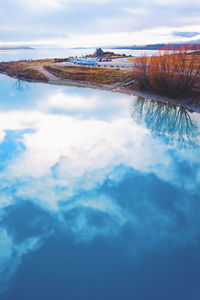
[0,0,200,47]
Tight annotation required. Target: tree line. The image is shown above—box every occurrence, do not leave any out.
[135,44,200,99]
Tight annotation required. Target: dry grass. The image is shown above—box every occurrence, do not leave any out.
[129,55,200,68]
[0,60,134,85]
[0,62,48,81]
[26,59,55,66]
[15,66,48,81]
[44,65,133,84]
[26,58,69,66]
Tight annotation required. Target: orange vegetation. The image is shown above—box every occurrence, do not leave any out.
[135,45,200,98]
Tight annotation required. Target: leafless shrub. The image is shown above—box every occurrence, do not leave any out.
[135,44,200,99]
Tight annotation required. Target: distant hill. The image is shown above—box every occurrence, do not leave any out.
[0,46,34,51]
[111,44,165,50]
[110,41,200,50]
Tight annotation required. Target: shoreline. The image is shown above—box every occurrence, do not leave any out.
[11,75,200,113]
[0,59,199,113]
[2,72,200,114]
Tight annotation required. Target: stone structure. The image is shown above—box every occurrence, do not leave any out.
[95,48,104,57]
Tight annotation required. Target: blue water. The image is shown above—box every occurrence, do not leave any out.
[0,73,200,300]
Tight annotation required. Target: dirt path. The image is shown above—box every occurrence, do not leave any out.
[34,65,61,82]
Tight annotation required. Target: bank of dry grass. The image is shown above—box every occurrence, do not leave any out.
[0,62,48,81]
[44,65,133,84]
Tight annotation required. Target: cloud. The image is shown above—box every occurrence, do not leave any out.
[0,192,12,210]
[0,113,172,210]
[0,87,199,295]
[0,90,199,213]
[0,0,200,46]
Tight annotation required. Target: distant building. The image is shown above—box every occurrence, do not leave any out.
[99,58,112,62]
[68,57,98,66]
[95,48,104,56]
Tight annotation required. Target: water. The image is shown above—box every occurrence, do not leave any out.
[0,72,200,300]
[0,48,155,62]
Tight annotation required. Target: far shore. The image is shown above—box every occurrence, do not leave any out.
[0,57,199,113]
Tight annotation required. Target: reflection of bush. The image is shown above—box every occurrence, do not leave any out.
[131,96,199,147]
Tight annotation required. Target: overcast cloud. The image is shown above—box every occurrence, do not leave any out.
[0,0,200,47]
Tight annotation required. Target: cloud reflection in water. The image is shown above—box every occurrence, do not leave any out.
[0,84,200,295]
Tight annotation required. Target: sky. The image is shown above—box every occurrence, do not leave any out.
[0,0,200,48]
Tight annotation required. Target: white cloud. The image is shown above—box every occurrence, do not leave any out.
[123,7,149,15]
[0,90,197,213]
[0,86,199,291]
[0,0,200,46]
[0,192,12,210]
[20,0,63,11]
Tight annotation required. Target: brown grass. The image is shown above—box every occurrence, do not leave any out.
[44,65,133,84]
[0,62,48,81]
[129,54,200,68]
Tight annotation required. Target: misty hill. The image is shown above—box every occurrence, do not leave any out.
[0,46,34,51]
[111,40,200,50]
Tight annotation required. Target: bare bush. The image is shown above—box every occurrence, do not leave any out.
[135,44,200,98]
[135,54,149,89]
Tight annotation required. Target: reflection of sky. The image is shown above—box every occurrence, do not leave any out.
[0,76,200,299]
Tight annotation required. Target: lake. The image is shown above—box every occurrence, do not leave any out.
[0,71,200,299]
[0,48,155,62]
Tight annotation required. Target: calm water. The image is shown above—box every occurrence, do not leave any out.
[0,48,155,62]
[0,73,200,300]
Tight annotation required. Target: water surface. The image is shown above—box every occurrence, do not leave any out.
[0,48,155,62]
[0,74,200,300]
